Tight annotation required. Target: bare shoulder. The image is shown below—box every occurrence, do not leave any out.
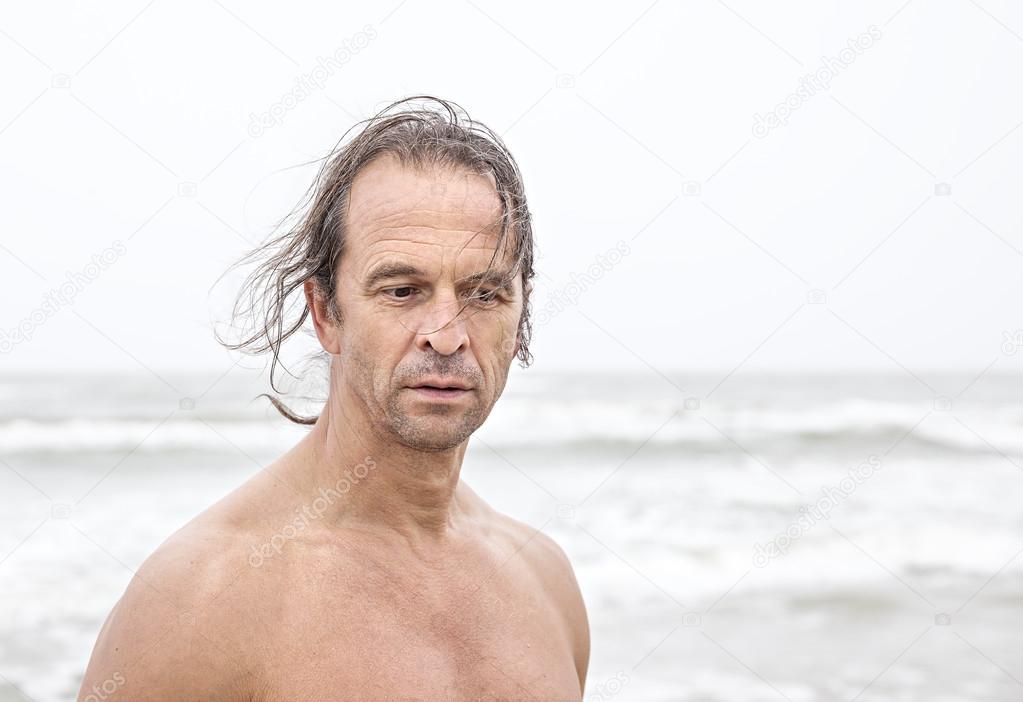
[78,500,263,701]
[500,513,579,589]
[502,512,587,608]
[459,484,581,589]
[476,502,591,688]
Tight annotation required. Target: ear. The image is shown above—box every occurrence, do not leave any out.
[304,279,341,355]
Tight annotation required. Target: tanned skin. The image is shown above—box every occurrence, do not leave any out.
[78,154,590,701]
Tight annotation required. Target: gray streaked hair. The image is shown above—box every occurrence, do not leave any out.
[216,95,536,424]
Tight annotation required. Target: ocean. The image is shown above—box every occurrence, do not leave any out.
[1,369,1021,701]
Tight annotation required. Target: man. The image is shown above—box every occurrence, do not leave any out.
[78,96,590,701]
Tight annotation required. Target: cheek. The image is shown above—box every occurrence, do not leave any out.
[342,323,387,381]
[497,323,517,359]
[502,304,523,353]
[473,314,519,372]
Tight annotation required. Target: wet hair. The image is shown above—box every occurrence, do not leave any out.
[216,95,536,424]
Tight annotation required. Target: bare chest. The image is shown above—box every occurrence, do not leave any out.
[252,560,581,701]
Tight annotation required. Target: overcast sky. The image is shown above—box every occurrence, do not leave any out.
[2,1,1022,384]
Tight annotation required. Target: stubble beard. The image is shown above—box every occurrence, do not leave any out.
[346,343,489,452]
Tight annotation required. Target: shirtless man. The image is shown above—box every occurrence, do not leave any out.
[78,97,589,701]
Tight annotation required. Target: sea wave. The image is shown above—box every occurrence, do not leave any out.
[2,398,1021,455]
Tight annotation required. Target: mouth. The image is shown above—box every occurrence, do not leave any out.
[406,379,474,401]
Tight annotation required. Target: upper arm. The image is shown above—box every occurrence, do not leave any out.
[559,544,590,693]
[529,531,590,694]
[78,538,253,701]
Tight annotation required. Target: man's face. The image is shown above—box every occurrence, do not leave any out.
[329,154,523,451]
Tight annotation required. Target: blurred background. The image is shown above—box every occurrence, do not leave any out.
[2,1,1023,700]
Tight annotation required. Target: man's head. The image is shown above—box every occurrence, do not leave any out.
[222,96,536,443]
[307,154,523,449]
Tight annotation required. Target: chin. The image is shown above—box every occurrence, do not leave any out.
[390,412,481,451]
[396,427,472,451]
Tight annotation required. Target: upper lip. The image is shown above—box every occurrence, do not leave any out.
[408,377,473,390]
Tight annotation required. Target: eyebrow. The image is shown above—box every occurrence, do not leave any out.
[363,262,426,289]
[363,261,516,290]
[458,268,516,290]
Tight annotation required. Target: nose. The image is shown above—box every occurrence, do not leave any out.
[411,294,470,356]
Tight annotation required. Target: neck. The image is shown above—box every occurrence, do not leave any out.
[288,386,471,542]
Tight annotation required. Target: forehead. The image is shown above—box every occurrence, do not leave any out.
[345,154,507,266]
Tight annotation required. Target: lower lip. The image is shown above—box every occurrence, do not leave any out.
[408,386,470,400]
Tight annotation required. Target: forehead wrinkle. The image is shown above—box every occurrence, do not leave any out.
[361,223,500,239]
[355,231,505,267]
[349,201,503,239]
[354,212,503,253]
[357,235,513,282]
[354,230,502,264]
[345,165,510,278]
[348,178,502,231]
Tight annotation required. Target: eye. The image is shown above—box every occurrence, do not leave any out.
[384,286,418,300]
[466,288,501,305]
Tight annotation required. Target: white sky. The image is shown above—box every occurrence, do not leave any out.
[2,0,1023,384]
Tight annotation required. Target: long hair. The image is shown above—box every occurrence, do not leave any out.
[215,96,536,424]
